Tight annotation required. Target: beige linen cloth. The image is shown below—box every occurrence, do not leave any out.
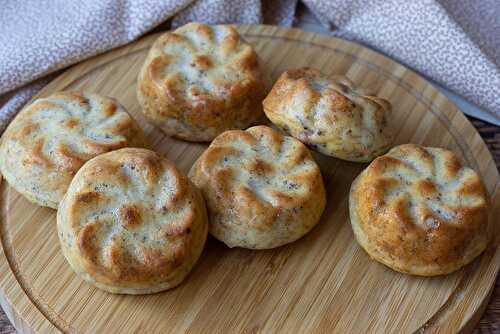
[1,0,500,134]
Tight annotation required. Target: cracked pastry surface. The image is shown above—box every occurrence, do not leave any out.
[349,144,490,276]
[0,91,145,208]
[189,125,326,249]
[137,22,266,142]
[263,67,393,162]
[57,148,208,294]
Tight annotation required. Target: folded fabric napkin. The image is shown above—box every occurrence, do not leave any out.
[1,0,499,134]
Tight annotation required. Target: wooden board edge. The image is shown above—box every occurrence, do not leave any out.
[23,24,500,187]
[238,25,500,183]
[0,175,60,333]
[459,269,498,334]
[0,290,35,334]
[235,32,500,331]
[1,24,498,334]
[174,27,500,332]
[33,34,158,101]
[422,182,500,333]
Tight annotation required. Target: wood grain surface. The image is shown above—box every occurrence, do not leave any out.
[0,25,499,334]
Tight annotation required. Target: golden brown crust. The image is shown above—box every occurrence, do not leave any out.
[263,67,393,162]
[137,23,266,142]
[349,144,490,276]
[0,92,146,208]
[57,148,208,294]
[189,125,326,249]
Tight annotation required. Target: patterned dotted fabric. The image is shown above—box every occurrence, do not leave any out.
[1,0,500,132]
[0,0,296,133]
[0,2,499,331]
[1,0,500,131]
[306,0,500,125]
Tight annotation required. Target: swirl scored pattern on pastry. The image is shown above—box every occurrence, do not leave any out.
[189,125,326,249]
[137,22,266,142]
[57,148,208,294]
[263,67,393,162]
[349,144,490,276]
[0,92,145,208]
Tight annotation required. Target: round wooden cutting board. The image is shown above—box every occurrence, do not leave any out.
[0,25,499,334]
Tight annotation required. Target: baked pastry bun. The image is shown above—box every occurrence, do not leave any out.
[0,92,145,208]
[189,125,326,249]
[137,22,266,142]
[263,67,393,162]
[57,148,208,294]
[349,144,490,276]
